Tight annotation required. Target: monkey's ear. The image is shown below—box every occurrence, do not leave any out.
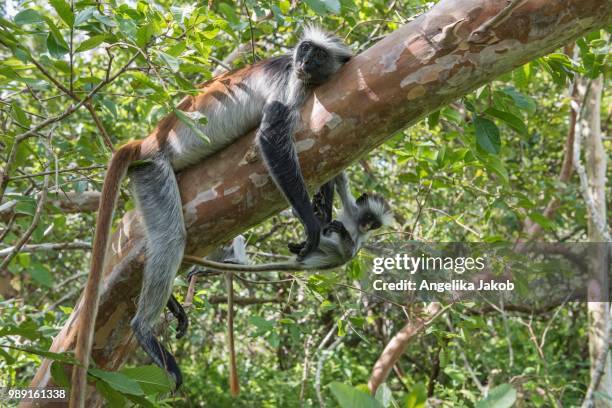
[356,193,369,205]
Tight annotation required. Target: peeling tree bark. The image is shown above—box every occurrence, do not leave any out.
[575,75,612,408]
[25,0,611,404]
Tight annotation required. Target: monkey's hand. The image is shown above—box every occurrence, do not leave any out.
[298,223,321,260]
[186,266,218,283]
[324,220,349,238]
[288,241,306,255]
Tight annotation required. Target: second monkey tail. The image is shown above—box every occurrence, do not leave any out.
[70,141,143,408]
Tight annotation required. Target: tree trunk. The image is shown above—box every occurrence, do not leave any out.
[24,0,612,404]
[576,75,612,407]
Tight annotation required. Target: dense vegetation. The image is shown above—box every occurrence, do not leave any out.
[0,0,609,407]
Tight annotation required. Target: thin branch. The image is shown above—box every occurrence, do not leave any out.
[10,165,105,181]
[243,1,256,63]
[0,241,90,256]
[0,135,53,271]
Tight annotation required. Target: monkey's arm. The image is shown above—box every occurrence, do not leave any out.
[314,180,335,225]
[257,101,320,259]
[166,295,188,339]
[288,180,335,255]
[334,172,359,217]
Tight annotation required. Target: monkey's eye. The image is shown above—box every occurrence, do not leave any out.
[371,221,382,230]
[315,48,327,59]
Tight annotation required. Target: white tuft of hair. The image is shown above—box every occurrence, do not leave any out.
[300,25,352,61]
[366,195,394,227]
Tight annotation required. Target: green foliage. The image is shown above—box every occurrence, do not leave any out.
[0,0,609,406]
[329,382,383,407]
[475,384,517,408]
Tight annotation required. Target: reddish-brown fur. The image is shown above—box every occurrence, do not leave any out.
[69,66,252,406]
[226,274,240,396]
[71,61,270,406]
[70,140,142,408]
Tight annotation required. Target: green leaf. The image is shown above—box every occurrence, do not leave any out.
[14,197,36,216]
[476,384,517,408]
[173,109,209,143]
[0,345,78,364]
[329,382,383,408]
[374,383,395,407]
[11,101,30,126]
[528,212,555,230]
[218,3,239,25]
[0,320,39,341]
[427,110,440,128]
[484,108,528,136]
[159,52,180,72]
[120,365,173,395]
[405,383,427,408]
[304,0,329,15]
[501,88,536,114]
[14,9,43,25]
[29,263,54,287]
[50,361,71,388]
[249,316,274,333]
[47,33,70,58]
[473,117,501,154]
[478,155,509,185]
[74,7,95,26]
[50,0,74,27]
[76,35,107,52]
[89,369,145,396]
[96,380,127,407]
[323,0,341,13]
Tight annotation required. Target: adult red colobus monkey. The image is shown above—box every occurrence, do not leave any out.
[71,26,351,405]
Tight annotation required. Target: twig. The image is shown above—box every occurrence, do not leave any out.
[426,207,481,237]
[0,52,138,201]
[314,310,352,408]
[208,56,233,73]
[0,241,90,256]
[10,165,105,181]
[299,334,314,406]
[242,1,256,63]
[0,134,53,271]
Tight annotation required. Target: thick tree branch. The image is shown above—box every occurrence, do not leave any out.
[25,0,612,402]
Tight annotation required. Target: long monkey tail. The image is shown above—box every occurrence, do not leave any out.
[182,255,305,272]
[70,141,142,408]
[226,272,240,396]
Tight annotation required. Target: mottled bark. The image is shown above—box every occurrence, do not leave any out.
[25,0,611,404]
[575,75,611,408]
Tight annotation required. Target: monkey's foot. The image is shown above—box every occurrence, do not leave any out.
[288,241,306,255]
[132,321,183,390]
[324,220,349,237]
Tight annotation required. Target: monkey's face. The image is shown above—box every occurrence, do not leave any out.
[358,212,383,234]
[356,193,394,234]
[294,41,343,86]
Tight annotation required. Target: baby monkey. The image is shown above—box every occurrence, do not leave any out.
[183,172,393,273]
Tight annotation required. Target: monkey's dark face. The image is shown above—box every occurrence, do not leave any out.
[358,211,383,234]
[294,41,345,86]
[356,193,393,234]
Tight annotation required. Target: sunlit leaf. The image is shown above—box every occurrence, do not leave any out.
[329,382,382,408]
[473,116,501,154]
[50,0,74,27]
